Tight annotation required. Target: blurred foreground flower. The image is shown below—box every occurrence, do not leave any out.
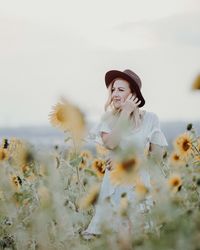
[192,74,200,90]
[7,138,35,167]
[0,148,8,161]
[79,184,100,209]
[110,156,140,185]
[49,98,86,143]
[168,174,182,192]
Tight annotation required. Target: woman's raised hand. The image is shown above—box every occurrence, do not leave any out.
[120,94,141,114]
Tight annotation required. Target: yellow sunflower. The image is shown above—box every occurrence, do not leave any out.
[7,138,34,167]
[79,150,93,169]
[10,175,22,191]
[91,159,106,178]
[174,133,193,160]
[169,151,185,167]
[168,174,182,192]
[192,74,200,90]
[79,184,100,209]
[49,98,86,142]
[110,156,140,185]
[0,148,8,161]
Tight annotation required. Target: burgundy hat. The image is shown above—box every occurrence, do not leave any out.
[105,69,145,107]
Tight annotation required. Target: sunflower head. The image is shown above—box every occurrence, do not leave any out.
[91,159,106,178]
[174,133,193,160]
[169,151,185,167]
[0,148,8,161]
[79,151,92,169]
[120,158,139,173]
[79,185,100,209]
[49,98,86,143]
[1,138,9,149]
[192,74,200,90]
[11,175,22,190]
[168,174,182,192]
[110,156,140,185]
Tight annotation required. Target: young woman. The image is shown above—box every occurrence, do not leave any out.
[82,69,168,239]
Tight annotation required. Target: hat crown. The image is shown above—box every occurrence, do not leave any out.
[123,69,142,89]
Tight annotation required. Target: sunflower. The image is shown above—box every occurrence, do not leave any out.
[174,133,193,160]
[79,150,93,169]
[169,151,185,167]
[192,74,200,90]
[49,98,86,142]
[7,138,34,167]
[1,138,9,149]
[91,159,106,178]
[11,175,22,190]
[110,156,139,185]
[0,148,8,161]
[79,184,100,209]
[15,148,34,167]
[168,174,182,192]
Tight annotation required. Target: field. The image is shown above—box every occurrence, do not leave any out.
[0,100,200,250]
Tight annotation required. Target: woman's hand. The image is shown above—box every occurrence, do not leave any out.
[120,94,141,115]
[105,157,113,170]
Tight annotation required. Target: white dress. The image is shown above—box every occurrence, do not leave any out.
[85,110,168,234]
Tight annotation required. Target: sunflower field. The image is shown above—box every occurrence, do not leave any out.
[0,99,200,250]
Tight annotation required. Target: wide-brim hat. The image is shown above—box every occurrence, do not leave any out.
[105,69,145,107]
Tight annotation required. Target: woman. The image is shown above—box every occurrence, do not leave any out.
[82,69,168,239]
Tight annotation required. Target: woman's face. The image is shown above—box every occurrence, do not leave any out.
[111,79,132,110]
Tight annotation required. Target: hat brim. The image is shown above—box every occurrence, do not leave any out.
[105,70,145,108]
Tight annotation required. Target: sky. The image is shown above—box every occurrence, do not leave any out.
[0,0,200,127]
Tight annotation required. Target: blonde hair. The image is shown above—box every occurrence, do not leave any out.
[104,78,144,130]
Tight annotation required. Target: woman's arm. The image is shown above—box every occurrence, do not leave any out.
[149,143,165,162]
[100,110,131,150]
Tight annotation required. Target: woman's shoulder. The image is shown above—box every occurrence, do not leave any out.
[144,110,159,121]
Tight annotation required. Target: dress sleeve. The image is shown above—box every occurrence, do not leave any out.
[147,113,168,147]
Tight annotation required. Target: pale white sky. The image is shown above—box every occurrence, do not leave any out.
[0,0,200,127]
